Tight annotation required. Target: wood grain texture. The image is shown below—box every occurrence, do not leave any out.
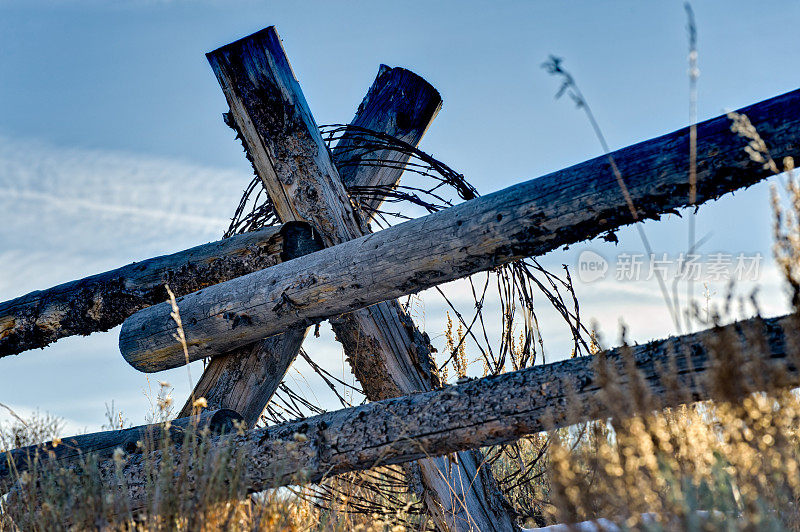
[206,28,362,244]
[0,222,320,358]
[177,64,442,425]
[119,88,800,371]
[0,409,242,491]
[176,327,307,423]
[107,314,800,511]
[198,28,514,531]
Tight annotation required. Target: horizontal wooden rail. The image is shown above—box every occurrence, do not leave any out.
[0,408,242,490]
[103,313,800,508]
[120,88,800,372]
[0,222,322,358]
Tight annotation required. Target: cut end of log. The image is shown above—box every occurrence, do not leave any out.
[279,221,324,262]
[206,408,244,433]
[207,25,277,60]
[193,408,244,434]
[118,308,188,373]
[350,64,442,144]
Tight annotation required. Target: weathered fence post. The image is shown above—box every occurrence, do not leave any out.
[202,27,517,531]
[176,65,443,424]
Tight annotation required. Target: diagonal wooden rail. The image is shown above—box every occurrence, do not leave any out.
[66,313,800,511]
[200,27,515,531]
[11,86,798,365]
[176,65,443,423]
[121,87,800,371]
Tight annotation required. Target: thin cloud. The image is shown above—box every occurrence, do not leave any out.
[0,134,249,260]
[0,187,229,231]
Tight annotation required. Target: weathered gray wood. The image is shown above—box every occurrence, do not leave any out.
[177,65,442,424]
[330,68,509,531]
[0,222,320,358]
[176,328,307,423]
[108,313,800,511]
[119,87,800,372]
[0,409,242,491]
[201,27,513,531]
[207,29,362,244]
[332,64,443,216]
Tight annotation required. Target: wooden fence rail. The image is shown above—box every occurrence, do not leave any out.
[0,408,242,490]
[120,87,800,372]
[7,312,791,507]
[0,222,321,358]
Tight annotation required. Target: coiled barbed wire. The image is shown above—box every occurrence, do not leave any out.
[221,122,591,523]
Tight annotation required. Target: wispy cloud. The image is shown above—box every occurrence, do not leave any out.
[0,136,252,428]
[0,135,250,295]
[0,186,229,232]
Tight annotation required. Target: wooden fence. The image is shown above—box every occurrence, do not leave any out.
[2,25,799,532]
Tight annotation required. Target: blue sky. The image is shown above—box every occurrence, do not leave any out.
[1,1,799,433]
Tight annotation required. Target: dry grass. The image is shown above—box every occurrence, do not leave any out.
[543,319,800,529]
[0,400,418,531]
[3,165,800,530]
[9,309,800,530]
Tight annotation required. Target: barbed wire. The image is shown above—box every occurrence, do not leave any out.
[220,122,590,522]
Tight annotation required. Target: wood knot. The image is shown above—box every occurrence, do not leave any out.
[272,292,304,316]
[222,312,253,329]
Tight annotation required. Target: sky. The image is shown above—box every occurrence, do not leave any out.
[1,0,799,434]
